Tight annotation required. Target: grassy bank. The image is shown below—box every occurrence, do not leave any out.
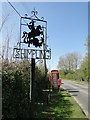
[34,88,86,119]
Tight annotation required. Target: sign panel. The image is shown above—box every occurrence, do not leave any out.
[13,48,51,59]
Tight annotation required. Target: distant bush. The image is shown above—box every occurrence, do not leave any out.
[70,73,75,80]
[66,73,71,79]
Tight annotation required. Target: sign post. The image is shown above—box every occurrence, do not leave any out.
[13,8,51,118]
[30,58,35,117]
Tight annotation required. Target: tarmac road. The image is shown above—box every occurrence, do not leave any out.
[61,79,89,119]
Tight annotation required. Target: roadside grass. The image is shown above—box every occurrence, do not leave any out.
[34,88,86,119]
[63,79,88,85]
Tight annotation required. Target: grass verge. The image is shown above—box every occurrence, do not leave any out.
[34,88,87,119]
[63,79,88,85]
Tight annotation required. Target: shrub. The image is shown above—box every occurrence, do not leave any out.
[2,60,49,118]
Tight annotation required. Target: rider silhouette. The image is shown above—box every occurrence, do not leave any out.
[27,20,36,38]
[27,20,35,32]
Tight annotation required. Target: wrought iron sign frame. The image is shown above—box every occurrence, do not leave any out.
[13,8,51,60]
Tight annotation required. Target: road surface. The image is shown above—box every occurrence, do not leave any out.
[61,79,89,119]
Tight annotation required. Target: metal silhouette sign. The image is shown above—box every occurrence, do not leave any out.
[22,20,44,47]
[13,8,51,60]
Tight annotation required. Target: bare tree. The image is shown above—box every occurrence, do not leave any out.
[58,52,82,71]
[65,53,72,71]
[0,12,12,33]
[71,52,81,71]
[0,11,13,63]
[6,27,14,60]
[2,40,6,63]
[58,56,67,71]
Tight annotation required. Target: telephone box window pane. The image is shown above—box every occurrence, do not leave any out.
[53,74,58,88]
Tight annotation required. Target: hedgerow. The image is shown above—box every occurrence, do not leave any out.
[2,59,49,118]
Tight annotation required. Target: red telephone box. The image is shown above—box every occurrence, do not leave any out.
[58,79,61,86]
[51,70,59,91]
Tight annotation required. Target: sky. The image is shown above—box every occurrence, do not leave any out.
[1,1,88,71]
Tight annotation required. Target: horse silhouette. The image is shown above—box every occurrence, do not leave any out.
[22,23,44,47]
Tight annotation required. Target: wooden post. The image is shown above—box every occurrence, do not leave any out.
[30,58,35,118]
[42,25,47,76]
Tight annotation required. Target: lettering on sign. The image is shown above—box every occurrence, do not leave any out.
[13,48,51,59]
